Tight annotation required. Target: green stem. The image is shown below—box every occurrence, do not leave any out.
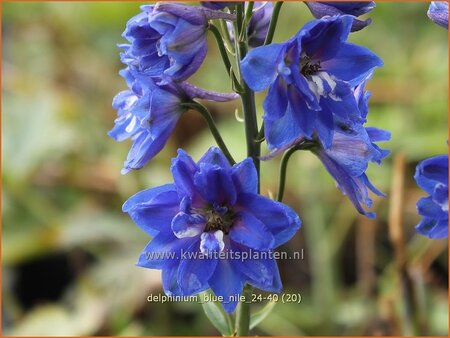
[219,19,235,55]
[233,5,257,335]
[264,2,283,45]
[208,24,241,91]
[239,2,254,41]
[236,284,252,336]
[182,102,236,165]
[255,121,265,143]
[235,31,260,184]
[277,146,299,202]
[236,3,243,35]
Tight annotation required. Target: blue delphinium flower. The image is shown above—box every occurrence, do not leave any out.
[414,155,448,238]
[305,2,375,31]
[123,147,301,312]
[120,3,235,82]
[108,69,238,174]
[427,2,449,29]
[241,15,383,154]
[310,81,390,218]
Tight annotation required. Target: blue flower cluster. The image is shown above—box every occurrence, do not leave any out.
[109,3,238,173]
[414,155,448,239]
[241,15,388,217]
[110,2,394,314]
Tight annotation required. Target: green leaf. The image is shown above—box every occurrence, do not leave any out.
[249,300,277,330]
[200,291,234,336]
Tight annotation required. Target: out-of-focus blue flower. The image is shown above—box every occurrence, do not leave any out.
[226,2,273,47]
[201,2,235,10]
[428,2,449,29]
[311,81,390,218]
[123,148,301,312]
[120,3,235,81]
[241,15,383,154]
[108,69,238,174]
[414,155,448,238]
[246,2,274,47]
[305,2,375,31]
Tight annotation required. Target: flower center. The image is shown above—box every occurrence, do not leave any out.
[203,205,234,234]
[299,55,321,76]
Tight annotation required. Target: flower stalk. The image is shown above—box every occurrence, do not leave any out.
[236,284,252,336]
[181,102,236,165]
[264,2,283,45]
[277,146,299,202]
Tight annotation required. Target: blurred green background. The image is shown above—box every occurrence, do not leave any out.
[2,1,448,336]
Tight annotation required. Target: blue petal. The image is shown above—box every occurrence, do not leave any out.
[322,42,383,87]
[136,231,197,269]
[325,126,375,177]
[321,2,376,16]
[263,77,289,120]
[264,100,305,152]
[291,69,320,110]
[157,20,206,65]
[315,150,376,218]
[236,193,301,247]
[231,158,258,195]
[416,217,448,239]
[361,173,385,197]
[301,15,353,62]
[229,242,282,292]
[209,259,244,313]
[315,107,334,149]
[177,240,217,295]
[366,127,391,142]
[305,2,374,31]
[123,184,179,235]
[321,79,361,120]
[417,197,447,219]
[193,164,237,205]
[201,2,235,10]
[200,230,225,255]
[433,183,448,210]
[162,266,183,296]
[171,212,205,238]
[414,155,448,195]
[121,116,178,174]
[108,111,139,142]
[166,40,208,81]
[148,87,184,134]
[198,147,232,168]
[288,85,315,137]
[229,211,275,250]
[241,43,287,91]
[171,149,199,197]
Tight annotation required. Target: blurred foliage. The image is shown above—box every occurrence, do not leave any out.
[2,2,448,336]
